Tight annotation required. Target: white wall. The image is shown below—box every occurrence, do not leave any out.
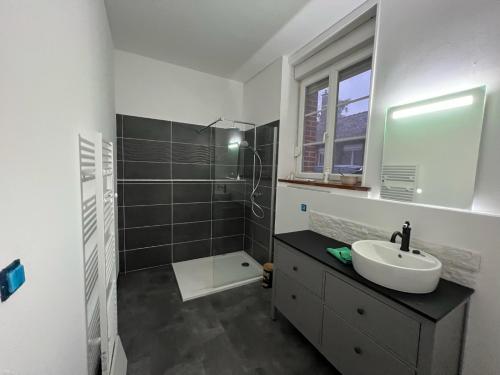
[114,50,243,124]
[365,0,500,214]
[275,0,500,373]
[0,0,115,374]
[242,58,283,125]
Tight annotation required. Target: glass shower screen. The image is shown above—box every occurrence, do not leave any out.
[211,120,262,289]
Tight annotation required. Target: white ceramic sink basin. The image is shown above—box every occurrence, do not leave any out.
[351,240,442,294]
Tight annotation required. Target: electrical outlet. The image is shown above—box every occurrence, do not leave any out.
[0,259,25,302]
[300,204,307,212]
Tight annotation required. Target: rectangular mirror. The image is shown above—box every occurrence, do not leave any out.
[381,86,486,209]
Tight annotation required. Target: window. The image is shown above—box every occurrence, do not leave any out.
[297,58,372,178]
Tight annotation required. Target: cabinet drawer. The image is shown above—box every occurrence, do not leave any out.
[275,270,323,345]
[274,241,324,297]
[322,307,415,375]
[324,272,420,366]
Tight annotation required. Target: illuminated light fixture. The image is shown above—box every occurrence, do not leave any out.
[228,140,240,150]
[392,95,474,119]
[416,188,423,194]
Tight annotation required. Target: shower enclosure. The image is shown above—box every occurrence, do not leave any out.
[116,114,279,301]
[173,118,279,300]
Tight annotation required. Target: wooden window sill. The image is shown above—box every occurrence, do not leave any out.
[278,178,371,192]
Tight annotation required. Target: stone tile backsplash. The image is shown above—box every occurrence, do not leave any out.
[309,210,481,288]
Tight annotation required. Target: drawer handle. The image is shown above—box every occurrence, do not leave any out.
[357,308,365,315]
[354,347,362,355]
[292,266,298,271]
[291,294,297,300]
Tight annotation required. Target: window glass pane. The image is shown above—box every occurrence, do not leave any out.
[302,144,325,173]
[333,61,371,175]
[337,98,369,118]
[303,110,328,144]
[333,140,365,174]
[304,77,329,114]
[338,69,372,102]
[302,77,329,152]
[338,59,372,103]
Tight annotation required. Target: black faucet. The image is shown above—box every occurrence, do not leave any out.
[390,221,411,252]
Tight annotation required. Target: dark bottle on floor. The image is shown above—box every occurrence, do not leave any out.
[262,263,273,288]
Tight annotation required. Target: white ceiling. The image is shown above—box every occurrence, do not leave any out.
[105,0,309,80]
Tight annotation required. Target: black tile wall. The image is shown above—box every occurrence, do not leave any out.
[122,161,171,180]
[212,182,244,201]
[117,114,279,272]
[172,122,210,145]
[172,143,210,164]
[256,121,277,145]
[125,245,172,272]
[124,225,172,249]
[173,240,211,262]
[123,205,172,228]
[253,222,271,247]
[248,184,272,209]
[256,144,274,165]
[122,138,171,162]
[173,202,211,223]
[116,114,123,137]
[123,115,171,141]
[117,183,125,206]
[212,235,244,255]
[252,240,269,265]
[212,218,244,238]
[244,128,255,148]
[173,221,211,243]
[123,183,171,206]
[172,163,210,179]
[118,229,125,251]
[118,207,124,228]
[243,120,279,265]
[244,236,252,253]
[212,165,240,180]
[259,165,275,187]
[244,203,271,228]
[245,219,270,246]
[212,201,244,220]
[117,161,123,180]
[212,127,242,147]
[173,182,212,203]
[212,146,240,165]
[119,252,125,273]
[116,138,123,161]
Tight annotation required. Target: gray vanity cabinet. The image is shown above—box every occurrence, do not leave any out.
[272,239,469,375]
[274,271,323,345]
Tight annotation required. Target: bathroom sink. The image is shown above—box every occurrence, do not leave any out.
[351,240,442,294]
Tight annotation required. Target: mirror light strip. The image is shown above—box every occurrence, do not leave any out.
[392,95,474,119]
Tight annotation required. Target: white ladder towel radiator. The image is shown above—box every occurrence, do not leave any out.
[79,133,126,375]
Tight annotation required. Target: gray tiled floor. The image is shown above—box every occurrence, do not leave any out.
[118,266,341,375]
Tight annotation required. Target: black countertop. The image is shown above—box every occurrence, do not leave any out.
[274,230,474,322]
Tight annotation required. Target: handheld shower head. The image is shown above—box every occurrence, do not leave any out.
[226,138,264,219]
